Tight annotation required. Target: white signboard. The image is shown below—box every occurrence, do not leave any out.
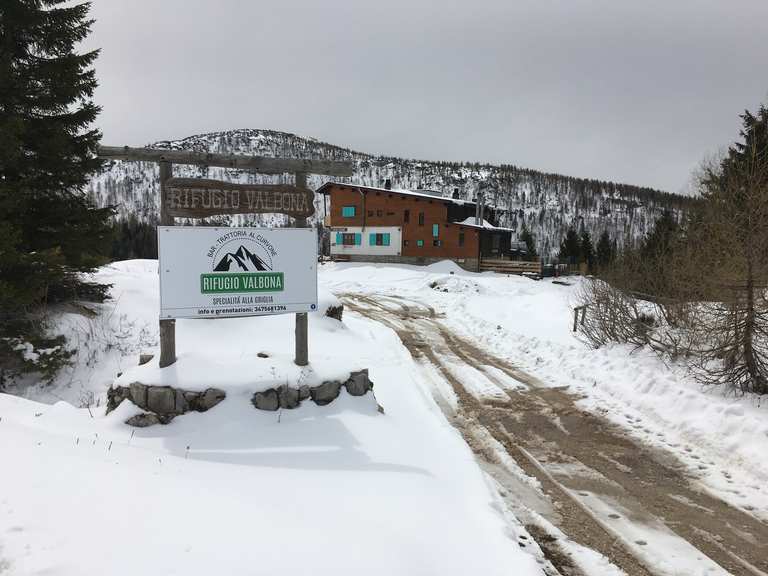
[158,227,317,319]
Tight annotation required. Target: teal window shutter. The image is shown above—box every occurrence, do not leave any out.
[342,206,356,217]
[355,233,361,245]
[383,233,390,246]
[417,239,424,247]
[432,224,439,237]
[335,232,342,244]
[369,233,376,245]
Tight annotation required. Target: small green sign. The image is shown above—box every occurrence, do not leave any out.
[200,272,284,294]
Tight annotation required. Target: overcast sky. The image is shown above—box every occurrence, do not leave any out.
[87,0,768,193]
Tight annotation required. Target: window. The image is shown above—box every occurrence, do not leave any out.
[418,212,425,226]
[459,230,465,247]
[404,209,410,223]
[340,233,360,246]
[386,212,395,216]
[433,239,442,247]
[368,233,391,246]
[403,240,410,247]
[367,210,374,217]
[432,224,439,237]
[342,206,356,218]
[417,239,424,247]
[377,210,383,217]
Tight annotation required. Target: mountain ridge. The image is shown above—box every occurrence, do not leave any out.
[88,128,697,257]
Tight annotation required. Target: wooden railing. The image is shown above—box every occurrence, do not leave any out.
[479,259,542,276]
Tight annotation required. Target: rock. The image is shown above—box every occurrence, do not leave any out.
[129,382,148,408]
[107,382,226,418]
[138,353,154,366]
[310,381,341,406]
[146,386,176,415]
[325,304,344,321]
[198,388,226,411]
[106,386,130,413]
[298,385,310,401]
[257,352,269,358]
[251,388,279,411]
[174,389,189,413]
[125,413,162,427]
[344,369,373,396]
[277,385,300,409]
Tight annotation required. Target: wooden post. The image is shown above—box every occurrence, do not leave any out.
[294,171,309,366]
[158,161,177,368]
[572,305,587,332]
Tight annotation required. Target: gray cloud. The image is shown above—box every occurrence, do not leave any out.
[87,0,768,192]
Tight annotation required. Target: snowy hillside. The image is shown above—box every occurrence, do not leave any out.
[87,129,695,257]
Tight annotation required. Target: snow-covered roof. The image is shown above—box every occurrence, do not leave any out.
[317,182,474,206]
[458,217,495,229]
[455,218,515,233]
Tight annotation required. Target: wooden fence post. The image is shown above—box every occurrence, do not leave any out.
[294,171,309,366]
[572,305,587,332]
[158,161,177,368]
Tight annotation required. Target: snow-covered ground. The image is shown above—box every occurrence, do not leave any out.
[3,259,768,575]
[321,261,768,524]
[0,260,545,576]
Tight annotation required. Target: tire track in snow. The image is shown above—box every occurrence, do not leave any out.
[341,292,768,576]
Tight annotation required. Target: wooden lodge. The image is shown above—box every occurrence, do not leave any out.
[318,182,538,273]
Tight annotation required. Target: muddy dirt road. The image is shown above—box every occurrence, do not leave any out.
[341,292,768,576]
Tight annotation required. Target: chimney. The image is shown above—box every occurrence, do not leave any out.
[384,178,392,190]
[475,189,484,225]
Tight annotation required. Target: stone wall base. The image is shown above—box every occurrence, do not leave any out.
[107,383,226,427]
[251,369,373,410]
[108,370,375,427]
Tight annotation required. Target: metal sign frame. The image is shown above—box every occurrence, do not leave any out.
[157,226,318,320]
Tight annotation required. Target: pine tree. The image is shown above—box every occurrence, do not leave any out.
[0,0,114,385]
[692,105,768,394]
[519,223,539,262]
[640,211,679,262]
[579,230,595,273]
[558,227,580,265]
[596,230,614,271]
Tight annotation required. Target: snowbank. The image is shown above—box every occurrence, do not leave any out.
[0,260,544,576]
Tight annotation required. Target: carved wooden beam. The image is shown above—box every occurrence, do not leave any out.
[164,177,315,218]
[98,145,354,177]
